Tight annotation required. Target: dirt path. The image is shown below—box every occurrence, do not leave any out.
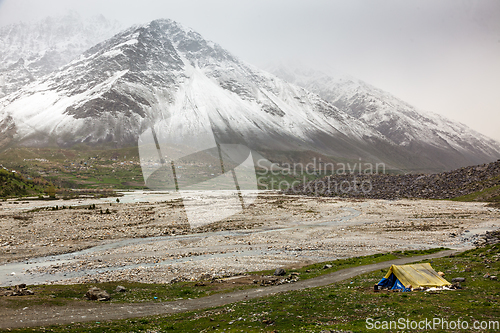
[1,249,461,329]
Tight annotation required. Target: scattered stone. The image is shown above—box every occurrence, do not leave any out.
[115,285,127,292]
[85,287,110,301]
[1,289,14,297]
[287,160,500,201]
[259,276,279,286]
[0,284,34,296]
[1,190,497,287]
[452,277,466,283]
[474,231,500,246]
[438,271,445,277]
[274,268,286,276]
[261,319,273,325]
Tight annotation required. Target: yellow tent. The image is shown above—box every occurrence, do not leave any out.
[377,263,451,291]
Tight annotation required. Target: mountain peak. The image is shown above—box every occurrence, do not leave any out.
[1,17,498,172]
[0,13,121,98]
[0,18,395,168]
[269,64,500,170]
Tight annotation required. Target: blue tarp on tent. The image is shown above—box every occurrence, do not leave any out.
[377,273,411,292]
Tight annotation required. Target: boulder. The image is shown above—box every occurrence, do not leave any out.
[273,268,286,276]
[452,277,466,283]
[115,285,127,292]
[85,287,110,301]
[1,284,35,296]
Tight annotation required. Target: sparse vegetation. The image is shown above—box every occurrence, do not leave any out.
[0,167,47,198]
[0,248,446,311]
[452,181,500,208]
[2,246,498,332]
[0,146,146,191]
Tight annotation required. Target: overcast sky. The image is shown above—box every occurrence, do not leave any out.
[1,0,499,141]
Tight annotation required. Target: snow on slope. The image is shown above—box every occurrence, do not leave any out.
[269,64,500,170]
[0,13,121,98]
[3,18,493,171]
[0,19,400,167]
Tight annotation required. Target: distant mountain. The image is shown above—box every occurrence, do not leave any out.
[0,19,424,170]
[269,65,500,171]
[1,18,498,172]
[0,13,121,97]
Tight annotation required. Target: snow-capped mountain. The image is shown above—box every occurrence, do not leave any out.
[0,18,422,170]
[0,18,497,172]
[0,13,121,98]
[269,65,500,171]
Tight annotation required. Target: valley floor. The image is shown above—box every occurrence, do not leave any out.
[1,192,498,287]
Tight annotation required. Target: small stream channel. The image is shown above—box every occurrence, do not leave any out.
[0,207,362,286]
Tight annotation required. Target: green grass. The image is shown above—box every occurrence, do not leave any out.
[3,245,498,332]
[0,281,237,310]
[0,247,456,332]
[452,184,500,202]
[451,183,500,208]
[0,146,405,192]
[0,248,446,311]
[250,247,447,281]
[0,168,47,198]
[0,146,146,190]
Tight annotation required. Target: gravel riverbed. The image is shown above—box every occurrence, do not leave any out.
[1,192,499,286]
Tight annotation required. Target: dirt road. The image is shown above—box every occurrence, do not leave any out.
[1,249,460,329]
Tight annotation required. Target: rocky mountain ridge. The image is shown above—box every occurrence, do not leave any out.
[0,13,121,98]
[0,19,422,171]
[269,65,500,171]
[0,17,498,172]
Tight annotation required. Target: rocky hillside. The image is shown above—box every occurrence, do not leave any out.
[0,19,430,172]
[0,167,47,198]
[269,65,500,171]
[1,17,498,173]
[287,159,500,203]
[0,13,120,98]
